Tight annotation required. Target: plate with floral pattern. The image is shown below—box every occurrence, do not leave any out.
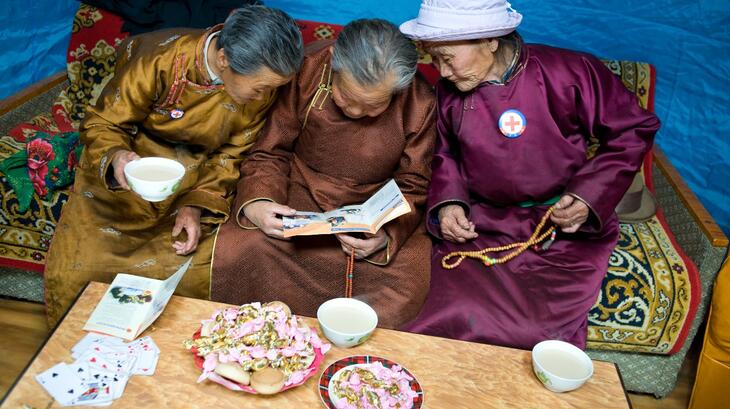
[318,355,423,408]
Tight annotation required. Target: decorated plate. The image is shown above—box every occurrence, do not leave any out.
[189,328,326,394]
[318,355,424,408]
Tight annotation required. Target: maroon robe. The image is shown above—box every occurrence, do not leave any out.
[402,41,660,349]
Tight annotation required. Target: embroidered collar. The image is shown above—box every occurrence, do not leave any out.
[194,24,225,87]
[485,36,523,85]
[203,31,222,85]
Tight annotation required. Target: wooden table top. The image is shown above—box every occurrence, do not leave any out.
[1,282,630,408]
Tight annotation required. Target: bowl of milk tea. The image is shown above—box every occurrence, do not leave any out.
[531,340,593,392]
[123,157,185,202]
[317,298,378,348]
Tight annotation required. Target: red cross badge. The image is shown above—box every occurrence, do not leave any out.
[170,109,184,119]
[498,109,526,138]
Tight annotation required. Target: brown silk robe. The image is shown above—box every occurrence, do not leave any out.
[44,26,276,325]
[211,41,437,328]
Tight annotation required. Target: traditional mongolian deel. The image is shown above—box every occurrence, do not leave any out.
[211,40,437,329]
[43,24,276,326]
[403,39,660,350]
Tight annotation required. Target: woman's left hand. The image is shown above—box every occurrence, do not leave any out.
[172,206,202,255]
[550,194,589,233]
[336,230,388,259]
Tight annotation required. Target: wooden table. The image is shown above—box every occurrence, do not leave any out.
[1,282,630,408]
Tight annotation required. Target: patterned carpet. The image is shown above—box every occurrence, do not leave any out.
[0,4,699,355]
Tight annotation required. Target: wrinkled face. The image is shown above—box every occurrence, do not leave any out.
[330,71,395,119]
[424,39,498,92]
[217,49,292,105]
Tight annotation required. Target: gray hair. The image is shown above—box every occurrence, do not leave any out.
[217,5,303,77]
[332,19,418,91]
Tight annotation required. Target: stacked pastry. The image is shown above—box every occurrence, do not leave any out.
[185,301,330,394]
[331,362,418,409]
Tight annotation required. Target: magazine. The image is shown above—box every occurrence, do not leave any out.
[282,179,411,237]
[83,258,192,340]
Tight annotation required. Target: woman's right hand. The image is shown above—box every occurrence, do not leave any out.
[438,204,478,243]
[110,149,141,190]
[243,200,297,239]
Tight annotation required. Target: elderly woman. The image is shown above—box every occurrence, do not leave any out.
[44,5,303,325]
[399,0,660,349]
[211,19,436,328]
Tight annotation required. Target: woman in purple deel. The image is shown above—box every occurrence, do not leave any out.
[399,0,659,349]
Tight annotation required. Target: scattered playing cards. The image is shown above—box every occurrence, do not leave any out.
[35,333,160,406]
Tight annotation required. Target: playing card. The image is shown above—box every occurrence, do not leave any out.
[127,336,160,354]
[35,363,86,406]
[132,348,160,375]
[78,348,137,376]
[71,380,114,406]
[72,333,125,359]
[83,367,128,399]
[59,333,161,405]
[68,361,91,383]
[109,373,130,399]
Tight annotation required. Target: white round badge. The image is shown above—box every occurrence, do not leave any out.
[170,109,184,119]
[498,109,526,138]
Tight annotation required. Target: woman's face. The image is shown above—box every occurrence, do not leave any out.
[425,39,499,92]
[221,66,291,105]
[330,71,395,119]
[216,49,292,105]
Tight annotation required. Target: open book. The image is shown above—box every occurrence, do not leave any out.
[83,258,192,340]
[282,179,411,237]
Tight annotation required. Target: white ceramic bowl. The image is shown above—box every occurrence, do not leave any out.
[124,157,185,202]
[317,298,378,348]
[532,340,594,393]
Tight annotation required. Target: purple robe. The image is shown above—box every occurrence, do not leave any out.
[402,42,660,350]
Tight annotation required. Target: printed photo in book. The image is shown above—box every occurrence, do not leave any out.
[282,179,411,237]
[83,258,192,340]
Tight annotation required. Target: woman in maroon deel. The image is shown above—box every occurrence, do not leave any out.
[400,0,659,349]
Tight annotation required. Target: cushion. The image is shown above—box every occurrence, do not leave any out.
[0,131,82,212]
[0,132,68,271]
[586,61,700,355]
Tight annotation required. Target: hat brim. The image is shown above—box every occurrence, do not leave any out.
[617,187,658,223]
[400,17,520,41]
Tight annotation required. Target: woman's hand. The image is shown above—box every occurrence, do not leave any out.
[438,204,478,243]
[172,206,201,255]
[243,200,296,239]
[110,149,141,189]
[336,230,388,259]
[550,194,589,233]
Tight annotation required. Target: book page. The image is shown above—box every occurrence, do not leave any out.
[324,205,370,232]
[83,258,192,340]
[138,258,192,334]
[281,180,411,237]
[283,206,370,236]
[83,274,163,340]
[361,179,411,231]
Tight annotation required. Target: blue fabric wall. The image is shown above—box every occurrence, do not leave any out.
[1,0,728,235]
[266,0,730,236]
[0,0,78,100]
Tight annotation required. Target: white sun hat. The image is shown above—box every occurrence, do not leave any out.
[399,0,523,41]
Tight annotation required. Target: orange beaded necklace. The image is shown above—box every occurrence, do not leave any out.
[344,249,355,298]
[442,206,558,269]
